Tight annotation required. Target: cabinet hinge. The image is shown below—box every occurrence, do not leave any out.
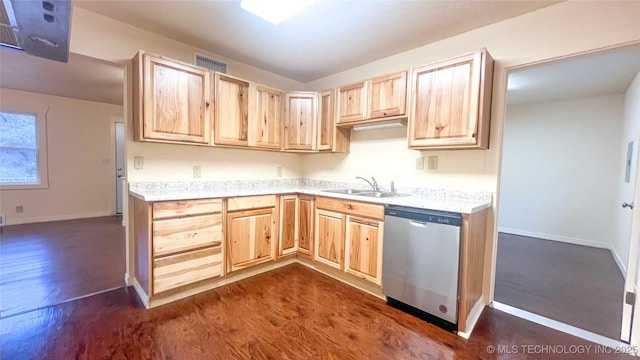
[626,291,635,305]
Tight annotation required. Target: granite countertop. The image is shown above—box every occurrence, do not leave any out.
[129,179,493,214]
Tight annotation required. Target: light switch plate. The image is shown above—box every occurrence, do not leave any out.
[276,166,283,177]
[428,156,438,170]
[415,157,425,170]
[134,156,144,170]
[193,165,201,178]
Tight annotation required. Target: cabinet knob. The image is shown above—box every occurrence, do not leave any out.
[206,102,210,108]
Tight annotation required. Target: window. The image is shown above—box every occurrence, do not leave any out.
[0,111,48,189]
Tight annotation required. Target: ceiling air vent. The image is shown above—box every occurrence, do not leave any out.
[195,53,227,73]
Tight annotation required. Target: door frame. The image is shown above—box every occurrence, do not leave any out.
[489,43,640,347]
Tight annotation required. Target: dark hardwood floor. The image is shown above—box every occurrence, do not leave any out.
[0,216,126,317]
[495,232,624,340]
[0,263,633,360]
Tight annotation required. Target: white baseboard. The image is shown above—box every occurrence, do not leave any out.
[610,246,627,279]
[498,227,609,249]
[5,211,115,225]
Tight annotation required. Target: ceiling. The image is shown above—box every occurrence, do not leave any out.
[73,0,559,82]
[507,45,640,106]
[0,46,123,105]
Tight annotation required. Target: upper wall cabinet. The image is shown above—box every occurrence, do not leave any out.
[318,89,350,153]
[251,85,284,149]
[214,74,250,147]
[133,51,212,145]
[408,49,494,150]
[284,92,317,151]
[336,71,407,125]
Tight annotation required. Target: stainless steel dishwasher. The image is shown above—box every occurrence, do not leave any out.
[382,205,461,330]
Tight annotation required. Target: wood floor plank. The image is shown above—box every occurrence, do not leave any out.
[0,216,126,317]
[0,263,633,360]
[495,232,624,340]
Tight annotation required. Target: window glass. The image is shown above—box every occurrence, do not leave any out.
[0,112,40,184]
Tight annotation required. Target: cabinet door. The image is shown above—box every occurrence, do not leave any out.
[215,74,250,146]
[252,85,284,149]
[142,54,212,144]
[317,89,335,151]
[368,71,407,119]
[227,207,276,272]
[344,216,384,285]
[337,81,366,123]
[284,92,317,150]
[408,51,487,149]
[297,196,314,257]
[314,209,345,270]
[279,195,298,256]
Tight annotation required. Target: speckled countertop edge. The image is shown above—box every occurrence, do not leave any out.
[129,179,493,214]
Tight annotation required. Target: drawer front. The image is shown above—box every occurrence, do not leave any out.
[227,195,276,211]
[153,214,222,257]
[316,197,384,220]
[153,247,222,295]
[153,199,222,220]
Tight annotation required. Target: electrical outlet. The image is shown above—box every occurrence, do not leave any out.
[193,165,201,178]
[134,156,144,170]
[16,205,23,214]
[276,166,283,178]
[415,156,425,170]
[428,156,438,170]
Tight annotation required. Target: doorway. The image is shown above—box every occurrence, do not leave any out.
[494,44,640,343]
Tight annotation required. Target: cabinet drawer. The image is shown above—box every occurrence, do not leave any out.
[153,214,222,257]
[153,246,222,295]
[227,195,276,211]
[316,197,384,220]
[153,199,222,220]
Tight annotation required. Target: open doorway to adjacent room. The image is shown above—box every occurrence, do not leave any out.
[0,48,126,317]
[494,44,640,344]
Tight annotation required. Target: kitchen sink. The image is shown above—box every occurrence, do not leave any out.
[321,189,410,198]
[321,189,369,195]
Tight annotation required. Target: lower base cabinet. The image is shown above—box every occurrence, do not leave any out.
[314,209,345,269]
[344,216,384,285]
[226,195,278,273]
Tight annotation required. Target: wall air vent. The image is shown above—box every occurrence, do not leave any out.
[195,53,227,73]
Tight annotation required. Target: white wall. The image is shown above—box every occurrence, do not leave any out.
[498,95,624,249]
[614,72,640,272]
[0,88,124,225]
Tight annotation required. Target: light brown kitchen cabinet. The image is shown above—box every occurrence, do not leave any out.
[408,49,494,150]
[337,71,407,125]
[226,195,278,273]
[368,71,407,119]
[132,51,212,145]
[337,81,367,123]
[318,89,350,153]
[314,208,345,270]
[297,195,314,258]
[314,197,384,281]
[279,195,298,256]
[214,74,250,146]
[131,197,223,298]
[284,92,317,151]
[251,85,284,149]
[344,215,384,285]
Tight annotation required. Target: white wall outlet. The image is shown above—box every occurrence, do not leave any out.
[276,166,283,178]
[134,156,144,170]
[415,156,425,170]
[428,156,439,170]
[16,205,23,214]
[193,165,202,178]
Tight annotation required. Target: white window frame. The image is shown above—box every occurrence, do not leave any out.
[0,109,48,190]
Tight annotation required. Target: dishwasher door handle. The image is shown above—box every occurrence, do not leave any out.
[408,220,428,227]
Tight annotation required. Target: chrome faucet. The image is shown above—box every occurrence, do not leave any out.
[356,176,379,192]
